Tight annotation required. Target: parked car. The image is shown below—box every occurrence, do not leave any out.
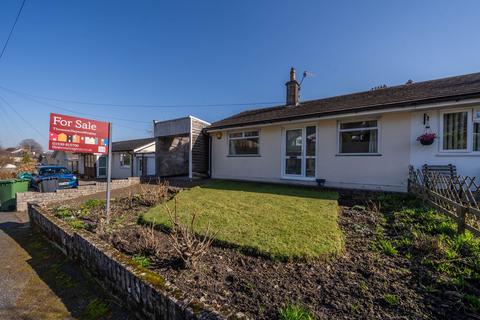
[30,166,78,190]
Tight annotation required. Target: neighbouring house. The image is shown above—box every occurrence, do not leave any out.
[45,151,79,173]
[5,148,28,164]
[153,116,210,178]
[78,138,156,179]
[204,69,480,192]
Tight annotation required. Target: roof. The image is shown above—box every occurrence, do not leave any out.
[112,138,155,152]
[207,72,480,130]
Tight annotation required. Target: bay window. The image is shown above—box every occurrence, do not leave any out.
[338,120,379,154]
[228,130,259,156]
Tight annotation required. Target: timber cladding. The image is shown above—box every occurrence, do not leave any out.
[191,118,209,176]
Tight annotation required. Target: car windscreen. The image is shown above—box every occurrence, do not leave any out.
[39,167,71,175]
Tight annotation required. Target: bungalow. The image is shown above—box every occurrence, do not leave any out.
[205,69,480,192]
[78,138,156,179]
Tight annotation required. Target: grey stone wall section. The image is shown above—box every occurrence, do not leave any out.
[156,136,190,177]
[16,177,140,212]
[28,204,222,320]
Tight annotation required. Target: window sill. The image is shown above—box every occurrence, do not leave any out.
[227,155,261,157]
[436,153,480,157]
[335,153,382,157]
[281,176,316,181]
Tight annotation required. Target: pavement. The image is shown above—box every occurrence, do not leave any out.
[0,211,132,320]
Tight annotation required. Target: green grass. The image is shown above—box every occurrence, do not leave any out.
[80,298,109,320]
[143,180,342,260]
[383,294,399,307]
[377,239,398,256]
[278,304,315,320]
[132,254,151,268]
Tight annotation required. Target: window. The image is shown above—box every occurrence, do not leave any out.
[228,130,259,155]
[120,153,131,167]
[474,109,480,152]
[338,120,379,154]
[442,111,468,151]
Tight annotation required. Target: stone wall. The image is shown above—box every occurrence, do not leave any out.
[28,204,221,320]
[16,178,140,212]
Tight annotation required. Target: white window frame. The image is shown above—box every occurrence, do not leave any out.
[280,124,317,181]
[337,119,381,155]
[439,108,473,153]
[227,130,260,156]
[119,153,131,168]
[472,108,480,153]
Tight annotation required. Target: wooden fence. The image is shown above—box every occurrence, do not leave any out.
[408,165,480,236]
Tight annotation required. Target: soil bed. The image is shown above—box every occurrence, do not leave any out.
[46,185,479,319]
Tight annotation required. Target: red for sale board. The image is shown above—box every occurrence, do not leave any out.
[48,113,110,154]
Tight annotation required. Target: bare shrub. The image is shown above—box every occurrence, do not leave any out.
[166,200,218,269]
[135,181,170,206]
[138,221,162,256]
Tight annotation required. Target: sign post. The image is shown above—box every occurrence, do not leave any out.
[48,113,112,222]
[105,123,113,223]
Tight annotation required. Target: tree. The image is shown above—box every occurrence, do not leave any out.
[18,139,43,155]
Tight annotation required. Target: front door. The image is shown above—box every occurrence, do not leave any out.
[136,157,143,176]
[98,156,107,178]
[282,126,316,179]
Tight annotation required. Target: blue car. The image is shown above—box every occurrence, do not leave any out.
[31,166,78,190]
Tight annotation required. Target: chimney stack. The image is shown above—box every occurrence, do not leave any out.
[285,67,300,106]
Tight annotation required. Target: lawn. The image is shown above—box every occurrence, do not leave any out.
[143,180,343,260]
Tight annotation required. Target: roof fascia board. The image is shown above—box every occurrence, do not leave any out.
[133,141,156,153]
[189,115,211,125]
[205,97,480,132]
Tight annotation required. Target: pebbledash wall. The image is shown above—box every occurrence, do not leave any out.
[16,178,140,212]
[28,204,222,320]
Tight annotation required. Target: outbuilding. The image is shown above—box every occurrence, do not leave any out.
[154,116,210,179]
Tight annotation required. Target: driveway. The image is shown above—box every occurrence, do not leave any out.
[0,211,132,320]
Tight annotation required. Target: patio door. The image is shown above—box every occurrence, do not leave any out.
[282,126,316,179]
[98,156,107,178]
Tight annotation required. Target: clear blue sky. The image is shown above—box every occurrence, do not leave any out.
[1,0,480,149]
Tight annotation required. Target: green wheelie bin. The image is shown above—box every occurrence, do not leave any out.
[0,180,15,211]
[0,179,29,211]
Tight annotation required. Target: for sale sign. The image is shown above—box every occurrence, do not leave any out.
[48,113,110,154]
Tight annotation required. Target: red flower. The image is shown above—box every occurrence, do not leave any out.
[417,133,436,142]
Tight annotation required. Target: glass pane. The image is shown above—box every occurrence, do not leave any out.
[474,122,480,152]
[306,126,316,156]
[285,158,301,175]
[306,158,315,177]
[340,120,377,130]
[443,112,468,150]
[98,156,107,167]
[286,129,302,156]
[99,168,106,176]
[244,131,259,137]
[340,129,378,153]
[229,132,242,138]
[229,138,259,155]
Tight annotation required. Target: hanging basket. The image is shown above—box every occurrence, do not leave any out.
[417,133,436,146]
